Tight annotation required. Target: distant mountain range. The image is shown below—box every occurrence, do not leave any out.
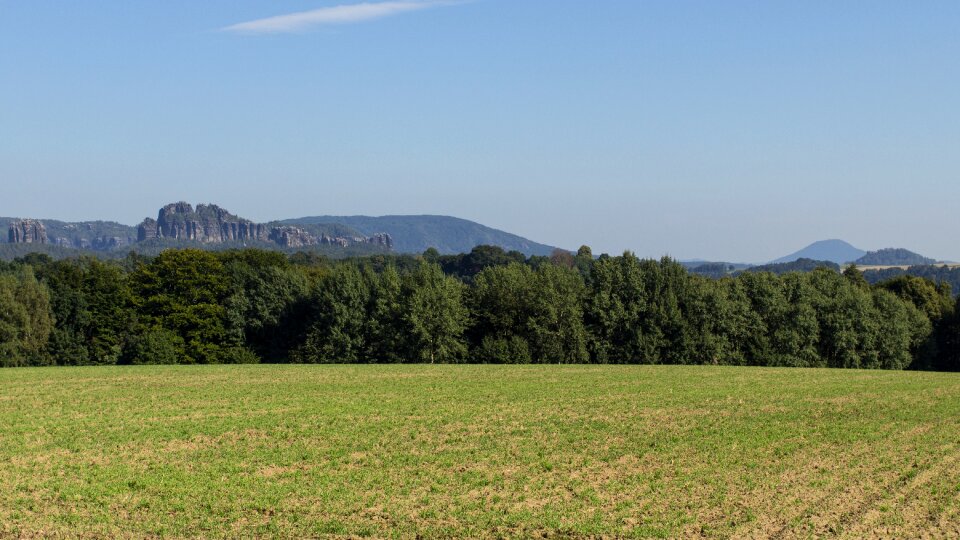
[771,240,940,266]
[771,240,866,265]
[1,206,945,267]
[1,202,560,259]
[681,241,946,279]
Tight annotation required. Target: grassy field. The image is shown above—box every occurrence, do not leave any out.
[1,365,958,538]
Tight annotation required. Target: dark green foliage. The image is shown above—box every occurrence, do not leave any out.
[862,265,960,298]
[221,250,309,361]
[938,297,960,371]
[0,247,956,370]
[122,328,183,365]
[585,255,700,364]
[292,262,469,364]
[0,244,97,262]
[687,262,740,279]
[526,264,589,363]
[330,253,423,275]
[219,346,261,365]
[360,266,406,363]
[14,253,54,268]
[842,265,870,289]
[769,273,821,367]
[872,274,955,370]
[292,264,376,364]
[474,335,533,364]
[574,246,594,279]
[437,245,526,282]
[401,263,469,363]
[37,257,135,365]
[744,258,840,275]
[870,289,929,370]
[471,263,588,364]
[0,267,53,366]
[131,249,231,364]
[875,275,953,322]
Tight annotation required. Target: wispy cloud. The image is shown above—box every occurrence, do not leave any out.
[223,1,457,35]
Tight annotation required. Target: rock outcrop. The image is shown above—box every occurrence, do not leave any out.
[92,236,129,250]
[8,220,48,244]
[6,204,393,253]
[135,203,393,251]
[137,218,159,241]
[269,226,316,248]
[137,203,268,244]
[367,233,393,249]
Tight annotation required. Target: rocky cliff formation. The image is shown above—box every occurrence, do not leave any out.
[51,235,131,250]
[367,233,393,249]
[138,203,268,243]
[8,220,48,244]
[137,218,159,241]
[268,226,318,248]
[136,202,392,250]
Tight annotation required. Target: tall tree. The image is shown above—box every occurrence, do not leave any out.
[471,263,588,363]
[402,263,468,363]
[130,249,231,364]
[293,264,373,363]
[39,257,135,365]
[221,250,309,362]
[0,267,53,367]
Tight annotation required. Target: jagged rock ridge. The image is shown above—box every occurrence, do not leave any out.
[138,203,269,243]
[7,203,393,253]
[8,220,48,244]
[135,202,393,250]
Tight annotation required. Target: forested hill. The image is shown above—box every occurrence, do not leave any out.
[855,248,936,266]
[280,215,558,256]
[772,240,866,265]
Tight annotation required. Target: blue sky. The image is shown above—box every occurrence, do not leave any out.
[2,1,958,262]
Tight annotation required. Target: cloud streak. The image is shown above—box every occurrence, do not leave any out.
[223,1,456,34]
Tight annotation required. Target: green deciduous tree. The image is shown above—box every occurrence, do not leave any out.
[292,264,374,364]
[402,263,468,363]
[471,263,587,363]
[221,250,309,362]
[130,249,231,364]
[0,267,53,366]
[38,257,135,365]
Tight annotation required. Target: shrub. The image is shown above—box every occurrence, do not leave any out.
[123,328,184,365]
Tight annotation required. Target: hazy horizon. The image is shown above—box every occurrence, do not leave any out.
[3,1,959,262]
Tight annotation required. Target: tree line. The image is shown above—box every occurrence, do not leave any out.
[862,265,960,300]
[1,246,957,370]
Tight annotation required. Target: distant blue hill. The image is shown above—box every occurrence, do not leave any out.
[280,215,559,256]
[771,240,866,265]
